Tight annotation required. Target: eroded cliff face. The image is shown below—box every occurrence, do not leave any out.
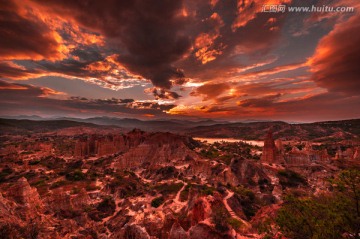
[7,177,43,220]
[0,192,22,227]
[115,132,199,169]
[261,131,283,164]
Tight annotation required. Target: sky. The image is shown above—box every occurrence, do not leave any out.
[0,0,359,122]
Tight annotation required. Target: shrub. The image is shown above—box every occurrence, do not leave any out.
[277,169,307,188]
[274,169,360,239]
[228,218,242,232]
[97,197,116,215]
[154,182,183,196]
[233,186,257,219]
[180,184,191,202]
[65,169,86,181]
[151,196,165,208]
[50,180,67,189]
[28,160,40,165]
[200,186,214,196]
[211,207,230,232]
[31,179,47,187]
[85,184,100,191]
[71,187,80,195]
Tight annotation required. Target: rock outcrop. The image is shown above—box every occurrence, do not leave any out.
[169,221,189,239]
[189,197,209,225]
[7,177,43,220]
[123,224,151,239]
[285,144,330,165]
[8,177,42,207]
[261,131,283,164]
[115,132,198,169]
[230,158,271,187]
[189,223,232,239]
[71,188,90,209]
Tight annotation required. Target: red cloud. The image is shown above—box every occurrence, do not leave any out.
[190,83,230,101]
[0,80,176,117]
[309,14,360,96]
[30,0,191,89]
[0,0,65,61]
[0,62,42,79]
[232,0,291,30]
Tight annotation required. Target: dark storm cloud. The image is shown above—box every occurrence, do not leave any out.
[309,14,360,96]
[177,0,290,82]
[145,88,182,100]
[31,0,191,89]
[36,47,104,78]
[69,97,135,105]
[0,80,61,98]
[1,0,292,90]
[0,0,63,61]
[0,61,41,79]
[0,80,176,117]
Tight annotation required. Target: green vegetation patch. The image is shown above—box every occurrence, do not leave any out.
[262,169,360,239]
[65,169,86,181]
[50,180,67,189]
[277,169,307,188]
[154,182,183,196]
[179,183,215,202]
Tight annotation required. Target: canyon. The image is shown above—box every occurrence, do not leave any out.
[0,118,359,238]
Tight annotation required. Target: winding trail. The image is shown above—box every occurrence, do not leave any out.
[223,190,250,228]
[134,169,152,183]
[172,181,187,213]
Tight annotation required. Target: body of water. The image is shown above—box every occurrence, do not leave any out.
[194,137,264,147]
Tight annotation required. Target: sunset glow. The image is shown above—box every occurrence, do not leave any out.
[1,0,359,122]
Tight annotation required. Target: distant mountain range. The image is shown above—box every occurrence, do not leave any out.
[187,119,360,141]
[1,116,359,142]
[0,116,228,132]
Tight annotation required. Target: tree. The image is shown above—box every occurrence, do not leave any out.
[275,169,360,239]
[211,206,230,232]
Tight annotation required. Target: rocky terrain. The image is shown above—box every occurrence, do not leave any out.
[0,119,359,238]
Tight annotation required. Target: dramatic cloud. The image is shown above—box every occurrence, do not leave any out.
[0,80,64,99]
[237,93,282,108]
[36,53,148,90]
[0,80,27,90]
[309,14,360,96]
[0,0,295,91]
[0,62,42,79]
[168,91,360,121]
[193,12,225,64]
[145,87,182,100]
[30,0,191,89]
[0,0,65,61]
[1,0,359,121]
[177,0,291,83]
[190,83,231,101]
[234,62,307,80]
[232,0,291,30]
[0,80,175,118]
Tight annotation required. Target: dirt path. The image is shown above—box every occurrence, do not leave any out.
[223,190,250,228]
